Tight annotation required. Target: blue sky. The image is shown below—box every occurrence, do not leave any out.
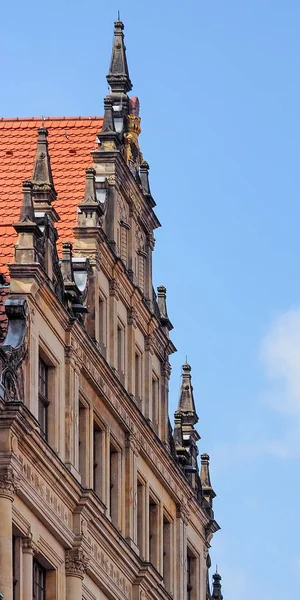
[2,1,300,598]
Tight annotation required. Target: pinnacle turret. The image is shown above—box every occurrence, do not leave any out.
[177,363,199,429]
[200,453,216,507]
[211,571,223,600]
[107,19,132,95]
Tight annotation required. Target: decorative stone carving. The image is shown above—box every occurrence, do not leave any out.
[0,298,28,403]
[0,466,20,501]
[22,535,35,554]
[65,547,89,579]
[127,307,137,327]
[109,278,120,298]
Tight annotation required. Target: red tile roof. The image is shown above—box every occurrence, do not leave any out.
[0,116,103,341]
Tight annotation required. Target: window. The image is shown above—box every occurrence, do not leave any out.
[13,536,17,600]
[120,222,129,265]
[137,250,147,293]
[98,294,107,354]
[33,559,46,600]
[110,442,121,529]
[187,547,198,600]
[149,494,160,570]
[137,478,146,558]
[135,349,142,404]
[117,321,125,379]
[93,422,104,500]
[79,402,88,486]
[163,514,173,593]
[38,358,49,440]
[152,374,159,433]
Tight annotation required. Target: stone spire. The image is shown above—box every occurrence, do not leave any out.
[32,127,59,220]
[211,571,223,600]
[200,453,216,507]
[107,19,132,94]
[177,363,199,434]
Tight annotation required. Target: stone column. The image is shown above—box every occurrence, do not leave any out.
[22,536,35,599]
[65,547,89,600]
[0,467,19,600]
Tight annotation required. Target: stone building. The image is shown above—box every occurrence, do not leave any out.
[0,20,223,600]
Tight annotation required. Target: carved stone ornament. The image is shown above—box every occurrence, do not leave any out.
[65,547,89,579]
[22,535,35,554]
[0,466,20,501]
[0,298,28,403]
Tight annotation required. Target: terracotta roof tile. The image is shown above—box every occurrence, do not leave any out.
[0,116,103,341]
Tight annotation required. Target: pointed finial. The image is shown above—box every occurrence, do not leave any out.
[212,570,223,600]
[107,19,132,94]
[157,286,173,331]
[32,127,57,208]
[200,453,216,507]
[101,97,116,134]
[177,362,198,418]
[118,9,120,20]
[19,180,35,223]
[60,242,74,283]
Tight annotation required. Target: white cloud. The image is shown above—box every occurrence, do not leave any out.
[213,307,300,464]
[260,307,300,417]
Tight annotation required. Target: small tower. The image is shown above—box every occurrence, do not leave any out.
[200,453,216,508]
[174,363,200,486]
[211,571,223,600]
[107,19,132,95]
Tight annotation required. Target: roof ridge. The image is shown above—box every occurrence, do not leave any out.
[0,116,103,122]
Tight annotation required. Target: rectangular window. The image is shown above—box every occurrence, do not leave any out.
[79,403,87,487]
[137,478,146,558]
[33,559,46,600]
[13,535,17,600]
[120,224,128,265]
[38,358,49,440]
[110,442,120,529]
[163,514,173,593]
[149,494,159,570]
[93,422,104,500]
[135,350,142,403]
[117,321,125,379]
[152,374,159,433]
[98,294,107,354]
[187,547,198,600]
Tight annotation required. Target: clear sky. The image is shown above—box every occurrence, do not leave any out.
[2,1,300,598]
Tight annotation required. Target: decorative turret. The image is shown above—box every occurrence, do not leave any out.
[177,363,199,438]
[97,97,119,151]
[157,286,173,331]
[107,19,132,95]
[174,363,200,487]
[19,179,35,223]
[13,180,42,265]
[200,453,216,508]
[32,128,59,221]
[77,167,103,227]
[211,571,223,600]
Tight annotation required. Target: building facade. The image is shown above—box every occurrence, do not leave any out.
[0,20,223,600]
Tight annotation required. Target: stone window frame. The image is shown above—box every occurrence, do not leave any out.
[98,289,108,357]
[38,338,61,454]
[109,432,123,531]
[162,507,174,595]
[186,541,200,600]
